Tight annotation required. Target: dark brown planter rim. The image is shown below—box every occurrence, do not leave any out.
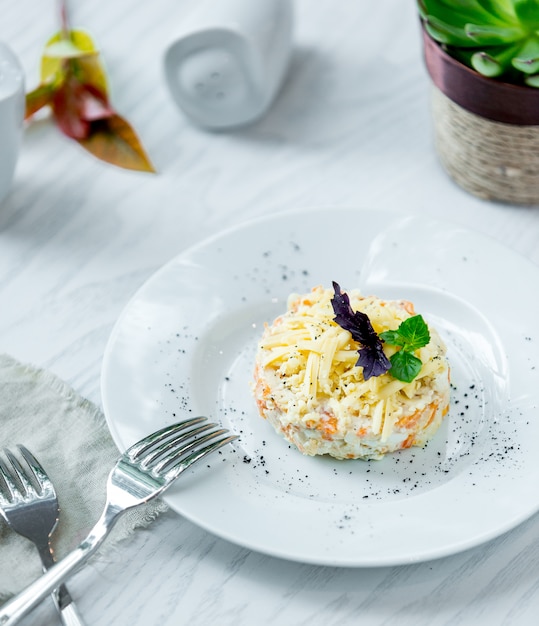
[422,25,539,126]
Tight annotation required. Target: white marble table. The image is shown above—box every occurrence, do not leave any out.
[2,0,539,624]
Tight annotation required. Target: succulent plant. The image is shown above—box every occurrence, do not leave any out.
[418,0,539,87]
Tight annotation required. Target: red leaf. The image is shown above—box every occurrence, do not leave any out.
[51,75,91,139]
[51,66,114,139]
[79,84,113,121]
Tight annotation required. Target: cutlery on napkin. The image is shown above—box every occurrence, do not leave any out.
[0,353,167,601]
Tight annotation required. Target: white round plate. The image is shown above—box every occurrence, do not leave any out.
[101,208,539,567]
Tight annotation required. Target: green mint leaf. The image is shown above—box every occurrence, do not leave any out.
[378,328,406,347]
[380,315,430,352]
[389,351,423,383]
[398,315,430,351]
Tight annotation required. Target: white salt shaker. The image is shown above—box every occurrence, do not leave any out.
[0,42,24,203]
[163,0,293,129]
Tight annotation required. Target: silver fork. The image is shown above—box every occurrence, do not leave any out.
[0,416,237,626]
[0,445,85,626]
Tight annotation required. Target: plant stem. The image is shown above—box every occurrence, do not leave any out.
[59,0,70,40]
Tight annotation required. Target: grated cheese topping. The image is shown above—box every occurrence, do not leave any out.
[258,286,448,442]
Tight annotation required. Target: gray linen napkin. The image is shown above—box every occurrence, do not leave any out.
[0,353,167,600]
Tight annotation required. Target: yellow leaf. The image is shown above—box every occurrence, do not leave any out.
[41,29,99,85]
[44,40,97,60]
[77,114,156,173]
[75,54,109,96]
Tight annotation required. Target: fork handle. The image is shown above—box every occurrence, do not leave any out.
[0,504,119,626]
[57,603,86,626]
[51,580,86,626]
[37,543,86,626]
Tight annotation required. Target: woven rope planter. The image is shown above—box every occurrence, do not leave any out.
[422,27,539,205]
[432,87,539,204]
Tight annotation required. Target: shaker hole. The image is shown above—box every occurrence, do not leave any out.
[211,72,220,79]
[216,92,225,99]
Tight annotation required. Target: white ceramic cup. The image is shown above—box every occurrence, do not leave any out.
[163,0,293,129]
[0,42,24,203]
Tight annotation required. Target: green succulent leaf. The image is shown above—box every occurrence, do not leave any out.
[423,0,508,23]
[470,42,521,74]
[450,47,476,68]
[512,36,539,73]
[420,0,539,85]
[424,15,471,45]
[513,56,539,73]
[475,0,520,23]
[513,0,539,28]
[525,73,539,86]
[471,51,504,75]
[464,23,524,45]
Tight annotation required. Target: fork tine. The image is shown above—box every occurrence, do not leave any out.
[3,449,40,498]
[0,456,23,504]
[0,458,15,506]
[147,427,228,470]
[17,445,54,497]
[127,416,208,460]
[156,433,238,477]
[141,422,225,469]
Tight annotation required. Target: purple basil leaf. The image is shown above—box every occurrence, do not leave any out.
[331,282,391,380]
[356,346,392,380]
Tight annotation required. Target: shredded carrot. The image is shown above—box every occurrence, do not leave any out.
[396,407,422,429]
[396,400,441,430]
[401,434,415,449]
[424,402,439,428]
[402,300,415,315]
[254,364,272,414]
[317,414,338,440]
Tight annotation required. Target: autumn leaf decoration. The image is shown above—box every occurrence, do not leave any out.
[25,8,155,172]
